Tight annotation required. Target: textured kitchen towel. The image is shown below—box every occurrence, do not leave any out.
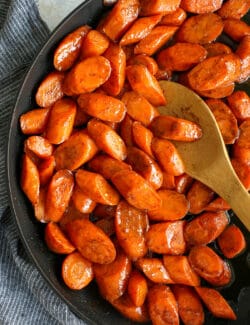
[0,0,84,324]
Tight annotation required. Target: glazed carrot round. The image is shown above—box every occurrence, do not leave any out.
[71,186,96,214]
[45,222,75,254]
[127,270,148,307]
[217,0,250,19]
[160,8,187,26]
[204,42,232,58]
[127,54,159,75]
[38,156,55,186]
[80,29,109,59]
[187,180,214,214]
[227,90,250,120]
[140,0,181,16]
[24,135,53,159]
[132,122,154,158]
[180,0,223,13]
[21,154,40,205]
[20,108,50,135]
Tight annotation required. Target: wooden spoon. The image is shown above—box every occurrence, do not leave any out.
[159,80,250,231]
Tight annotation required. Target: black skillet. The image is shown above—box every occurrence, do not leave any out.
[7,0,250,324]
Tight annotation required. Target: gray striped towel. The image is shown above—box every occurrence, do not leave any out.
[0,0,84,324]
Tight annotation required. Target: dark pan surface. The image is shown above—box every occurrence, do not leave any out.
[7,1,250,324]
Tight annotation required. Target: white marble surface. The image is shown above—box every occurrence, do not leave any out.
[38,0,84,30]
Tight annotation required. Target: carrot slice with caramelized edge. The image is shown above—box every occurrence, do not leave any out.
[180,0,223,13]
[127,270,148,307]
[126,147,163,189]
[163,255,200,286]
[80,30,109,59]
[62,251,94,290]
[38,156,55,186]
[151,137,185,176]
[148,285,179,325]
[20,107,50,135]
[87,118,127,161]
[148,189,189,221]
[54,130,98,171]
[24,136,53,159]
[195,287,237,320]
[227,90,250,120]
[77,92,126,123]
[184,211,229,246]
[122,91,159,127]
[76,169,120,206]
[71,185,96,214]
[93,248,131,301]
[35,71,64,107]
[140,0,181,16]
[111,169,162,210]
[217,224,246,258]
[187,180,214,214]
[207,260,232,287]
[65,218,116,264]
[115,200,149,261]
[45,98,76,145]
[172,285,204,325]
[160,8,187,26]
[45,169,74,222]
[136,257,174,284]
[45,222,75,254]
[150,115,202,142]
[146,221,186,255]
[126,64,166,106]
[21,154,40,205]
[54,25,90,71]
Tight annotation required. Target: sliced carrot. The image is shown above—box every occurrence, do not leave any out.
[127,54,159,75]
[175,173,194,194]
[126,64,166,106]
[160,8,187,26]
[45,169,74,222]
[95,217,115,237]
[172,285,204,325]
[98,0,139,42]
[176,13,223,44]
[236,35,250,83]
[188,246,225,282]
[132,121,154,158]
[217,224,246,258]
[180,0,223,13]
[195,287,237,320]
[45,222,75,254]
[88,154,131,180]
[223,18,250,42]
[63,56,111,95]
[111,169,162,210]
[45,98,76,145]
[62,251,94,290]
[34,187,47,222]
[161,172,176,190]
[102,43,126,97]
[146,221,186,255]
[111,294,149,323]
[184,211,229,246]
[148,189,189,221]
[197,83,235,99]
[65,218,116,264]
[76,169,120,206]
[187,180,214,214]
[163,255,200,286]
[120,114,134,147]
[140,0,181,16]
[120,14,162,46]
[227,90,250,120]
[71,185,96,214]
[207,260,232,287]
[136,257,174,284]
[80,30,109,59]
[134,26,178,56]
[126,147,163,189]
[54,130,98,171]
[93,204,116,219]
[127,270,148,307]
[20,108,50,135]
[54,25,90,71]
[24,135,53,159]
[148,285,179,325]
[231,158,250,190]
[188,53,241,92]
[206,98,239,144]
[59,205,89,232]
[93,248,131,301]
[87,118,127,161]
[150,115,202,142]
[35,71,64,107]
[157,42,207,72]
[115,200,149,260]
[204,197,230,212]
[218,0,250,19]
[204,42,232,58]
[38,155,55,186]
[151,137,185,176]
[122,91,159,127]
[77,92,126,123]
[232,120,250,165]
[21,154,40,205]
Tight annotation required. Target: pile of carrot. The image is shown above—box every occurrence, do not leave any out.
[19,0,250,324]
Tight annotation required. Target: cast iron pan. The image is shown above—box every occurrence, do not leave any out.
[7,1,250,324]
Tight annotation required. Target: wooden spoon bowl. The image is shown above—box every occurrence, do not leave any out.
[159,80,250,231]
